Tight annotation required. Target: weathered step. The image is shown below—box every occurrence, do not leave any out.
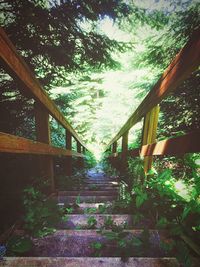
[58,202,113,214]
[83,181,119,185]
[64,185,119,191]
[57,195,117,203]
[26,230,175,257]
[0,257,180,267]
[58,191,118,196]
[87,178,118,181]
[58,214,132,229]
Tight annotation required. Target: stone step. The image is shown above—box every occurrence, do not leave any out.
[57,195,117,203]
[83,181,119,185]
[58,191,118,196]
[87,178,118,181]
[58,202,114,214]
[23,230,175,257]
[0,257,180,267]
[58,214,132,229]
[63,185,119,191]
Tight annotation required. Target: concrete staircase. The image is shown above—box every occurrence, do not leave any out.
[0,169,183,266]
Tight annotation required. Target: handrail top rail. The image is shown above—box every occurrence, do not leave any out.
[105,28,200,150]
[0,27,88,150]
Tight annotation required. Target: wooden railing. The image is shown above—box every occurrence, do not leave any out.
[106,28,200,173]
[0,27,88,191]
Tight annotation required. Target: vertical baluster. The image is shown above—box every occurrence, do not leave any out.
[142,104,160,174]
[34,102,54,191]
[121,131,129,171]
[65,129,72,176]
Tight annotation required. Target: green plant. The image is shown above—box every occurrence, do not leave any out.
[101,227,144,260]
[76,195,81,205]
[85,151,97,169]
[7,235,33,255]
[90,241,103,256]
[132,212,144,225]
[88,184,98,190]
[98,204,108,214]
[23,186,61,237]
[87,216,97,229]
[65,207,74,214]
[84,207,97,214]
[103,216,114,229]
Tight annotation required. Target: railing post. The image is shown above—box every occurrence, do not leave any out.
[112,141,117,154]
[142,104,160,174]
[77,141,83,168]
[34,102,55,192]
[121,131,129,172]
[64,129,72,176]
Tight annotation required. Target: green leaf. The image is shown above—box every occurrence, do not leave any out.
[7,236,32,254]
[131,236,143,247]
[136,192,147,208]
[156,217,168,228]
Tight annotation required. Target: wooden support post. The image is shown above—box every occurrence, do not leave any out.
[121,131,128,172]
[34,102,55,192]
[82,147,86,154]
[142,104,160,174]
[112,142,117,154]
[77,141,82,154]
[65,129,72,176]
[111,141,117,167]
[77,141,83,168]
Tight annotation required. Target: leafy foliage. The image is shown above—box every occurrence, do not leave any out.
[7,235,32,255]
[87,216,97,229]
[109,154,200,263]
[23,182,61,237]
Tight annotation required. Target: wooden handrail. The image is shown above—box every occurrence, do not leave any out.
[0,27,87,150]
[108,130,200,158]
[0,132,84,157]
[106,28,200,149]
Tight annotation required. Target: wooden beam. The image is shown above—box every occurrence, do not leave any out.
[77,142,82,154]
[109,130,200,158]
[108,152,119,158]
[77,141,84,168]
[112,142,117,154]
[82,147,86,154]
[106,28,200,148]
[121,131,129,171]
[64,129,73,176]
[140,130,200,156]
[142,105,160,173]
[34,102,54,191]
[0,27,87,149]
[0,132,84,157]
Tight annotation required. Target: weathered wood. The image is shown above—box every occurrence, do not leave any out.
[0,132,84,157]
[77,142,82,154]
[109,130,200,158]
[34,102,55,191]
[64,130,73,176]
[112,142,117,154]
[106,28,200,148]
[181,233,200,257]
[140,130,200,156]
[0,27,87,149]
[142,105,160,173]
[77,141,83,167]
[121,131,129,171]
[35,102,51,144]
